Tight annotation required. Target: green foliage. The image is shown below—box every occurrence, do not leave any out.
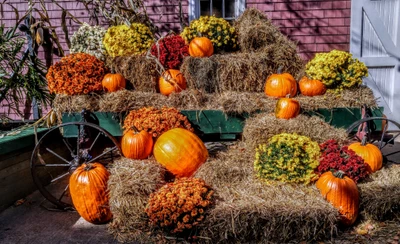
[254,133,320,185]
[305,50,368,92]
[0,24,52,117]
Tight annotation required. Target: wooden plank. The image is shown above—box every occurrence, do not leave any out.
[0,168,36,211]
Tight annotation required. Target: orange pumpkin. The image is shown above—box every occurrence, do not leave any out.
[153,128,208,177]
[188,37,214,57]
[275,97,300,119]
[348,138,383,173]
[158,69,187,96]
[102,73,126,92]
[316,170,359,226]
[121,128,153,159]
[264,71,298,98]
[69,163,113,224]
[299,76,326,96]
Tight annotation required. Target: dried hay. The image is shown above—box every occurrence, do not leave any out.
[242,113,349,151]
[52,86,377,117]
[181,52,304,93]
[234,8,280,52]
[107,157,167,243]
[358,164,400,220]
[107,148,339,243]
[105,55,158,92]
[106,147,400,243]
[179,57,218,93]
[193,147,339,243]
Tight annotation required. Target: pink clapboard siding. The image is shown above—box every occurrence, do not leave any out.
[0,0,351,120]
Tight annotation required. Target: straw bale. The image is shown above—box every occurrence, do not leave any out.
[105,55,157,92]
[193,147,339,243]
[181,52,304,93]
[52,85,377,117]
[358,164,400,220]
[107,148,339,243]
[234,8,279,52]
[107,157,167,243]
[180,56,219,93]
[242,113,349,151]
[296,86,378,111]
[53,94,101,118]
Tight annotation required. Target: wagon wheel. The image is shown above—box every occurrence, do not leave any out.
[30,122,121,210]
[346,117,400,164]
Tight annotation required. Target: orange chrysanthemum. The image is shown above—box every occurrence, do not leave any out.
[46,53,109,95]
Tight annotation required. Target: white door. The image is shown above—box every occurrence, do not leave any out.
[350,0,400,125]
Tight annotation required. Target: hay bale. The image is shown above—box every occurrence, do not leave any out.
[234,8,280,52]
[180,56,219,93]
[105,55,158,92]
[358,164,400,220]
[53,94,101,116]
[52,86,377,117]
[107,158,166,243]
[194,147,339,243]
[297,86,378,111]
[181,52,304,93]
[242,113,349,151]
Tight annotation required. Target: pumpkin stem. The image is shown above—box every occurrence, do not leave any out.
[333,170,346,179]
[83,163,93,171]
[277,66,283,74]
[131,125,140,133]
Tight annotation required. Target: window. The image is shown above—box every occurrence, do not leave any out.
[188,0,245,22]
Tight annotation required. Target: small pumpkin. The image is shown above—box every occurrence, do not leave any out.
[299,76,326,96]
[69,162,112,224]
[275,97,300,119]
[264,68,298,98]
[316,170,359,226]
[102,73,126,92]
[153,128,208,177]
[188,37,214,57]
[121,128,153,159]
[348,137,383,173]
[158,69,187,96]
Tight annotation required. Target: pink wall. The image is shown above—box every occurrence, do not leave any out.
[0,0,351,120]
[247,0,351,60]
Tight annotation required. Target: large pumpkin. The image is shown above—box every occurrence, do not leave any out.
[264,71,298,98]
[121,128,153,159]
[69,162,113,224]
[275,97,300,119]
[188,37,214,57]
[299,76,326,96]
[316,170,359,226]
[102,73,126,92]
[153,128,208,177]
[348,138,383,173]
[158,69,187,96]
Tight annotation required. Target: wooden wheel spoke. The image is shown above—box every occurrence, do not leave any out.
[35,164,70,167]
[58,184,70,202]
[89,132,102,152]
[50,172,69,183]
[62,138,75,156]
[86,146,118,164]
[45,148,70,164]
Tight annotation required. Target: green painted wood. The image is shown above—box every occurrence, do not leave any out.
[60,108,384,138]
[62,112,123,138]
[0,128,48,155]
[310,107,384,130]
